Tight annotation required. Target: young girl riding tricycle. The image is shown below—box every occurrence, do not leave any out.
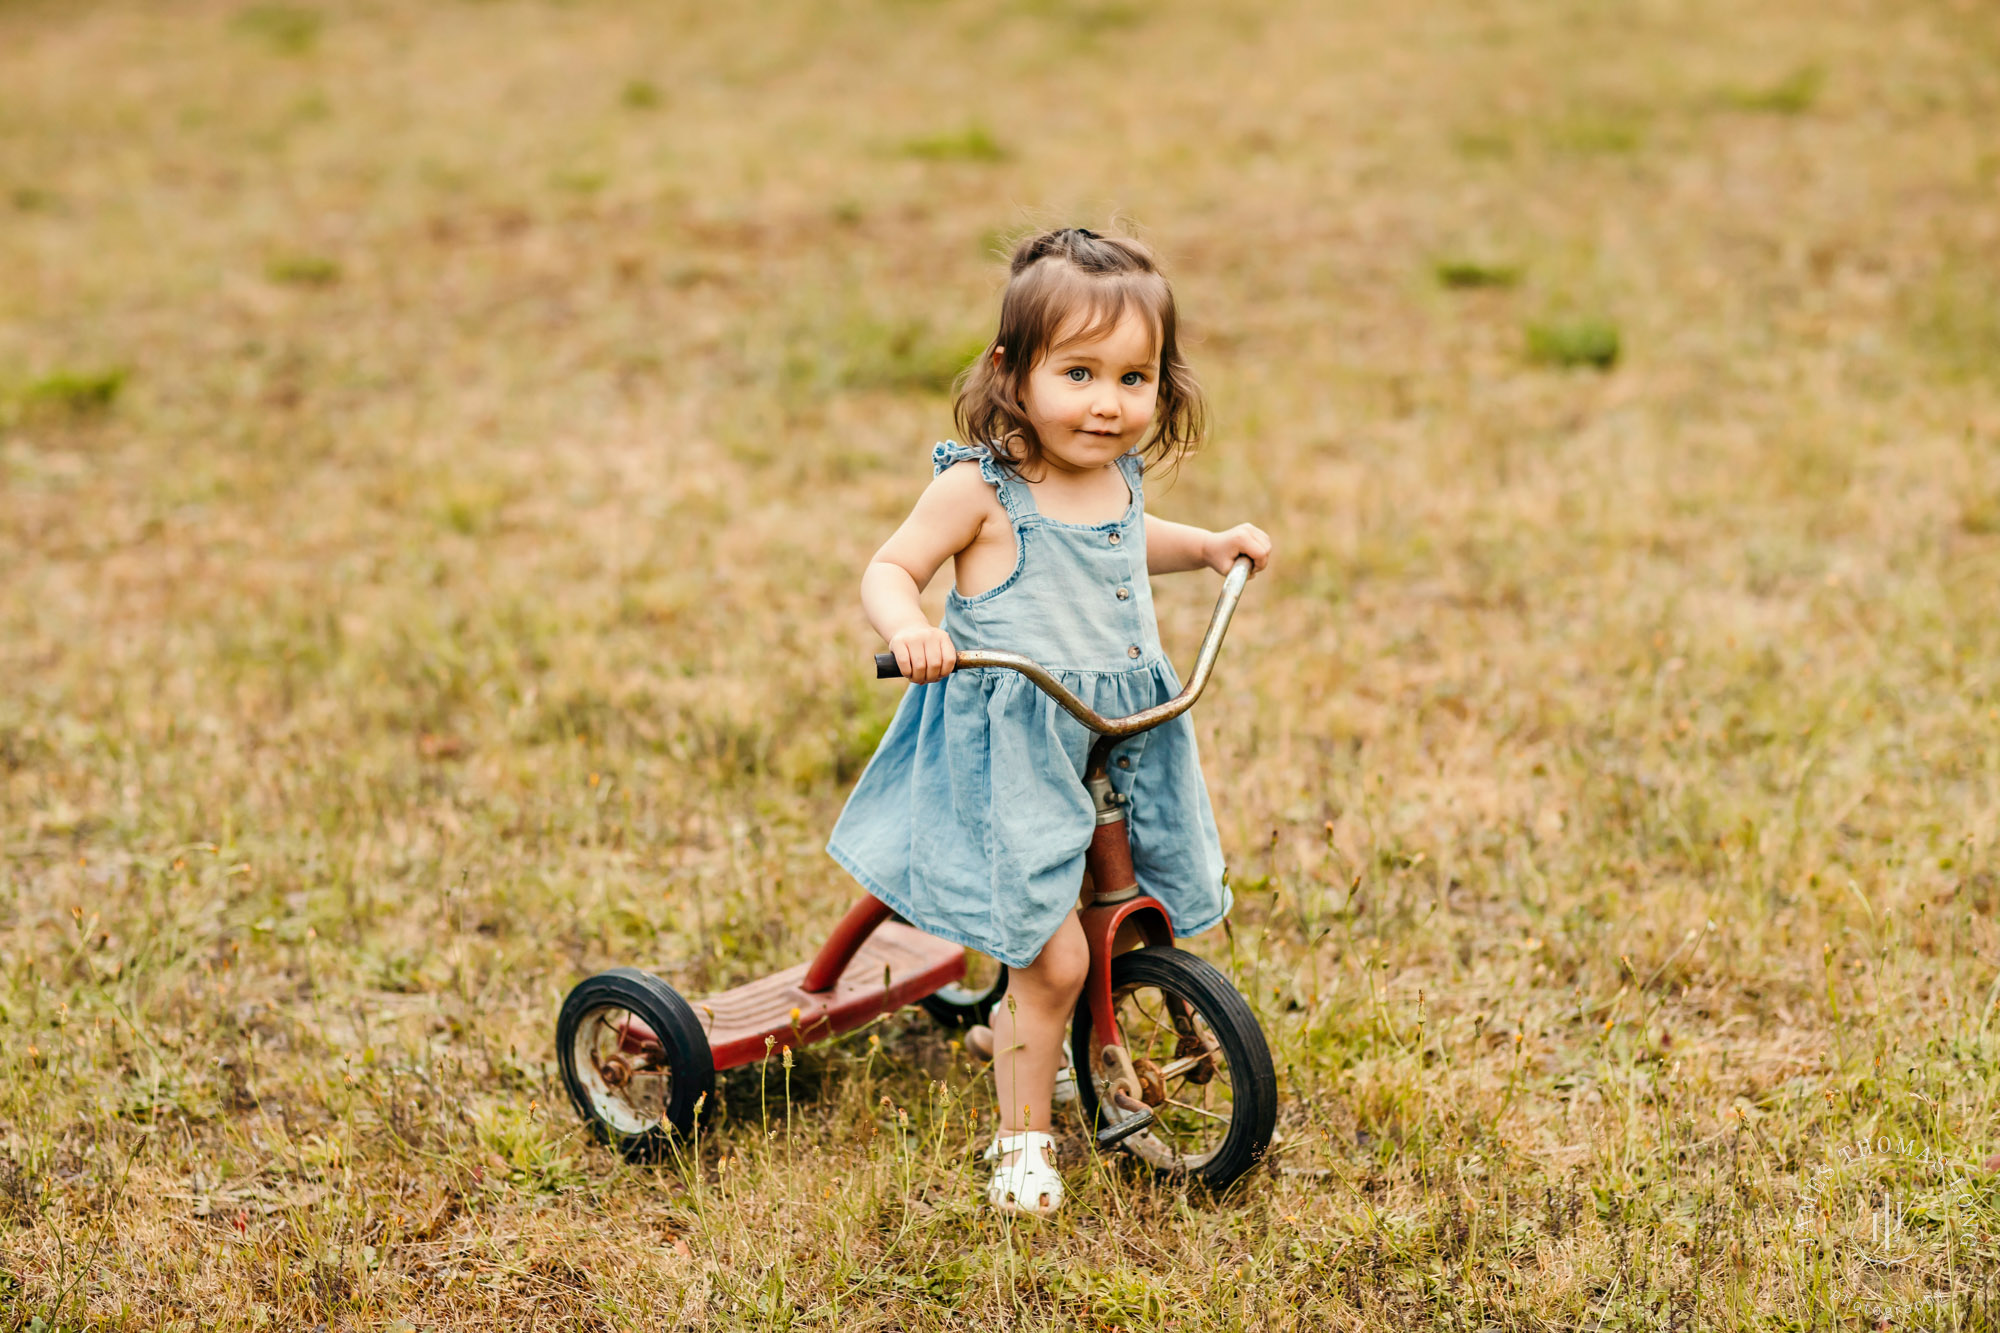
[557,226,1276,1218]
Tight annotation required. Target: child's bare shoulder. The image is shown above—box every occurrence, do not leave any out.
[917,458,1008,526]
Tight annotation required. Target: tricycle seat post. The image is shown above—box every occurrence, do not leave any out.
[1083,734,1142,904]
[1083,811,1142,906]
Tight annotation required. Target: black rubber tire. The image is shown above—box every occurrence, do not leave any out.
[556,967,715,1161]
[919,955,1009,1029]
[1071,947,1278,1190]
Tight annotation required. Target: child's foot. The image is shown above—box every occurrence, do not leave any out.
[984,1131,1064,1216]
[965,1024,1078,1104]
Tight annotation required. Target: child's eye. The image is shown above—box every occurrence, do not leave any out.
[1065,367,1090,382]
[1121,372,1148,386]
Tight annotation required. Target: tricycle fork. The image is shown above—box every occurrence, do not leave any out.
[1077,735,1176,1142]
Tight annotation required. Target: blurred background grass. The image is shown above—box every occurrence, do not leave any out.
[3,0,2000,1328]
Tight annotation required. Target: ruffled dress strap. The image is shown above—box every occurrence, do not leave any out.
[932,440,1037,523]
[1115,450,1147,504]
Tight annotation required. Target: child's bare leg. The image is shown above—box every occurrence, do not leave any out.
[991,911,1088,1138]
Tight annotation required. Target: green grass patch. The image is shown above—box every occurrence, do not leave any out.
[1434,258,1522,289]
[1526,317,1621,369]
[1453,130,1515,159]
[901,124,1008,163]
[838,321,986,394]
[1961,492,2000,536]
[621,79,662,110]
[552,168,609,194]
[265,254,341,286]
[427,481,511,537]
[231,4,322,55]
[1025,0,1146,33]
[1909,257,2000,382]
[18,368,126,419]
[1724,64,1825,114]
[1548,114,1645,155]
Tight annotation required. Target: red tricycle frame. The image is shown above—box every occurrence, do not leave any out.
[560,556,1260,1159]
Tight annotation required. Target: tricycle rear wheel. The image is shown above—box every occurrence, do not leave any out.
[919,948,1009,1029]
[556,967,714,1161]
[1071,947,1277,1189]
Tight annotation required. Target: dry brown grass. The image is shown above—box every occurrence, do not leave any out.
[5,0,2000,1328]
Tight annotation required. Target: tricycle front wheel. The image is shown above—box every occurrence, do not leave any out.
[1071,947,1277,1190]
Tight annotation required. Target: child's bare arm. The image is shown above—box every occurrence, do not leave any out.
[862,464,999,682]
[1145,516,1273,577]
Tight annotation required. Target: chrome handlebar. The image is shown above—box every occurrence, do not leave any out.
[872,555,1255,738]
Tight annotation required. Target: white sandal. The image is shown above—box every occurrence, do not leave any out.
[983,1131,1064,1216]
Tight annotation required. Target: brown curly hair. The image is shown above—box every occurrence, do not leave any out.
[952,227,1205,476]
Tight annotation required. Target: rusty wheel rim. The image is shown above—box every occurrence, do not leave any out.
[570,1004,674,1136]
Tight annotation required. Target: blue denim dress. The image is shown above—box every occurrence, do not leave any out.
[825,441,1231,969]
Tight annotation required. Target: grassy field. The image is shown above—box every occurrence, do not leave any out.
[4,0,2000,1327]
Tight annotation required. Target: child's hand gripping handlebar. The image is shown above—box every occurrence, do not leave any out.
[872,556,1255,739]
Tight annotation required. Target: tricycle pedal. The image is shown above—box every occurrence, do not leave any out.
[1093,1092,1155,1147]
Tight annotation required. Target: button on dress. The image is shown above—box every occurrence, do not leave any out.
[825,441,1231,969]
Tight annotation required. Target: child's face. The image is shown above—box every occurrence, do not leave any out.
[1007,309,1161,475]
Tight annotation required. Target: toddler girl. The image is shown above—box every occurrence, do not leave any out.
[825,227,1272,1216]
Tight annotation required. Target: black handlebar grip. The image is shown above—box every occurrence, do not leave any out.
[874,651,904,679]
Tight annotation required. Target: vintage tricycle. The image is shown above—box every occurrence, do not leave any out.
[556,556,1277,1188]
